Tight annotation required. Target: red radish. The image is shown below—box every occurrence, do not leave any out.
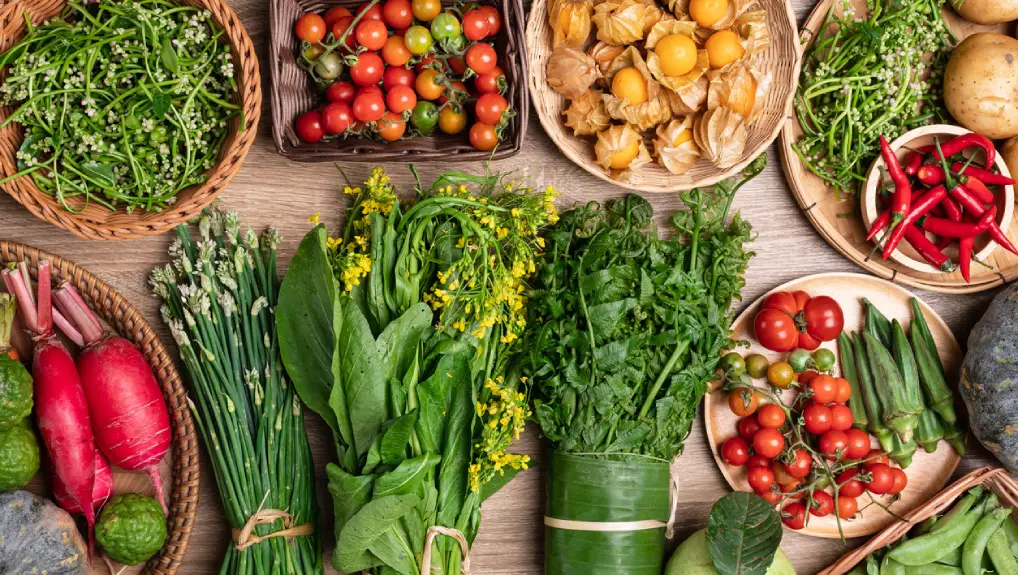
[54,449,114,515]
[3,261,97,554]
[53,283,171,515]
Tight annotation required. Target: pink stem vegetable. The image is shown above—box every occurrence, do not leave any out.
[53,449,114,516]
[53,283,171,515]
[3,261,97,554]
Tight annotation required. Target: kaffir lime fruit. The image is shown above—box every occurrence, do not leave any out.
[0,422,40,491]
[0,356,33,430]
[96,494,168,565]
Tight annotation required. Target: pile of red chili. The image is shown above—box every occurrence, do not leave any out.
[867,132,1017,282]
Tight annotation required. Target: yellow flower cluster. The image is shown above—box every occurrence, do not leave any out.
[468,376,532,493]
[330,168,401,292]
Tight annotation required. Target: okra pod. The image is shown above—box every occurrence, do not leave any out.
[852,331,894,453]
[890,432,917,469]
[941,419,967,456]
[909,301,958,423]
[910,298,946,378]
[917,408,944,453]
[864,298,894,350]
[838,332,868,431]
[863,330,920,443]
[987,527,1018,575]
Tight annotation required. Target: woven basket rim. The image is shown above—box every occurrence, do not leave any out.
[0,0,262,241]
[0,240,201,575]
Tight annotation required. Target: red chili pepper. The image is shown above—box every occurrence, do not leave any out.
[952,162,1015,186]
[931,204,946,218]
[962,176,996,205]
[936,133,996,167]
[883,185,948,259]
[941,197,962,222]
[922,207,997,238]
[959,236,974,282]
[904,145,934,176]
[947,186,1018,256]
[936,235,952,251]
[917,165,945,186]
[903,225,954,272]
[881,135,912,224]
[867,210,892,241]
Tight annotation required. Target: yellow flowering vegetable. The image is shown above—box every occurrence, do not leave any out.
[549,0,594,48]
[563,89,613,135]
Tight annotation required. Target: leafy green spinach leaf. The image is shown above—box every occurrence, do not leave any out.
[336,493,420,573]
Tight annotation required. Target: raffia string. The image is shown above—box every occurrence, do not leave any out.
[544,470,680,536]
[232,509,315,551]
[420,526,472,575]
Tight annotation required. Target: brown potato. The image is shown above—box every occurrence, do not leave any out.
[1002,136,1018,179]
[950,0,1018,24]
[944,33,1018,139]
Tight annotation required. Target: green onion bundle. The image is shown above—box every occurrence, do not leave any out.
[150,209,322,575]
[0,0,241,213]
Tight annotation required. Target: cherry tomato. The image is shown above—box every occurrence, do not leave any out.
[465,43,497,74]
[478,5,502,35]
[415,69,445,100]
[352,91,386,122]
[829,404,853,432]
[844,428,872,461]
[835,378,852,403]
[295,13,327,43]
[295,109,325,142]
[767,362,795,388]
[784,449,813,479]
[469,122,498,151]
[383,66,415,91]
[809,491,834,517]
[757,404,786,429]
[475,67,504,94]
[782,502,807,530]
[358,85,383,97]
[772,461,797,486]
[887,468,908,495]
[357,2,384,21]
[381,36,412,66]
[376,112,406,141]
[746,454,771,469]
[331,16,357,49]
[864,463,895,495]
[819,430,849,460]
[798,370,819,386]
[438,105,467,134]
[404,25,434,55]
[837,495,858,519]
[864,449,890,468]
[415,53,441,73]
[322,102,353,135]
[382,0,414,28]
[474,92,507,125]
[748,467,775,492]
[412,0,442,21]
[350,51,384,86]
[410,101,439,134]
[758,490,782,505]
[323,6,352,28]
[386,85,417,114]
[728,388,759,417]
[738,417,763,441]
[802,403,832,435]
[808,375,838,404]
[753,309,798,352]
[304,43,325,60]
[437,80,466,105]
[462,9,490,40]
[326,81,356,104]
[355,20,388,51]
[804,296,845,342]
[836,469,865,498]
[431,12,462,41]
[448,55,467,74]
[721,437,750,466]
[753,428,785,459]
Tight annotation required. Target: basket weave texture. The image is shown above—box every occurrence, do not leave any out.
[526,0,800,193]
[820,467,1018,575]
[0,0,262,241]
[269,0,529,162]
[0,241,201,575]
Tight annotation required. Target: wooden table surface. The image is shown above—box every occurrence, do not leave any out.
[0,0,1004,573]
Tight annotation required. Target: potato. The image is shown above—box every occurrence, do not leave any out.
[1002,136,1018,178]
[945,33,1018,139]
[950,0,1018,24]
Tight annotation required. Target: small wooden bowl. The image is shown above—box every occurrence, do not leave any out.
[861,124,1015,274]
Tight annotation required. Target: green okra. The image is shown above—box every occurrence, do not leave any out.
[962,508,1011,575]
[890,433,917,469]
[917,409,944,454]
[941,419,967,457]
[853,331,894,453]
[891,319,927,442]
[863,330,920,443]
[911,298,946,379]
[987,526,1018,575]
[864,298,894,350]
[839,331,868,431]
[909,314,958,424]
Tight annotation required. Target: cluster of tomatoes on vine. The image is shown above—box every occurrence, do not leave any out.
[293,0,511,149]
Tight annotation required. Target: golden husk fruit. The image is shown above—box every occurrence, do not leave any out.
[654,117,701,174]
[588,42,627,77]
[550,0,594,48]
[735,9,770,56]
[667,75,709,115]
[601,47,672,130]
[546,47,600,99]
[645,19,710,91]
[707,62,771,125]
[594,124,653,180]
[592,0,649,45]
[563,89,613,135]
[694,107,748,168]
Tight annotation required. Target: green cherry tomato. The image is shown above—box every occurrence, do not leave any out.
[812,348,836,372]
[787,348,811,373]
[719,352,746,377]
[410,101,439,135]
[404,25,434,55]
[745,353,770,379]
[430,13,461,41]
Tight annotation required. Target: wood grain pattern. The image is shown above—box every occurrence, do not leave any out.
[0,0,1007,573]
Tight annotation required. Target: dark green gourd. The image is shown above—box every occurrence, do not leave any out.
[0,491,87,574]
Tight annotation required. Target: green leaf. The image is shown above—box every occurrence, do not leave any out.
[151,91,171,120]
[369,523,418,575]
[338,295,388,460]
[337,493,420,573]
[326,463,375,549]
[416,351,470,454]
[480,464,526,502]
[377,303,432,383]
[80,162,116,189]
[381,411,418,465]
[436,361,472,528]
[161,36,178,72]
[707,492,783,575]
[586,298,636,341]
[374,453,441,497]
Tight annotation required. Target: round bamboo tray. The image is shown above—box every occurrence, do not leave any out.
[526,0,800,193]
[704,272,962,539]
[779,0,1014,294]
[0,0,261,241]
[0,241,201,575]
[819,467,1018,574]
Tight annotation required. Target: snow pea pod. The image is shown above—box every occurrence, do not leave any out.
[962,508,1010,575]
[987,525,1018,575]
[936,546,962,567]
[1004,516,1018,548]
[881,554,906,575]
[931,488,984,534]
[889,506,984,565]
[905,565,962,575]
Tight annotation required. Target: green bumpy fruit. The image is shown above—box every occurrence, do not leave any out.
[96,494,167,566]
[0,422,40,491]
[0,356,33,430]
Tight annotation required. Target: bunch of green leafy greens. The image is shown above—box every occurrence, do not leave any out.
[277,167,556,575]
[520,155,764,462]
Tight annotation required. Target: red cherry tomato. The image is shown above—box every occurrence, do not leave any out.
[808,375,838,404]
[887,468,908,495]
[322,102,353,135]
[829,404,854,432]
[802,403,832,435]
[738,416,763,441]
[748,467,775,492]
[357,2,384,21]
[784,449,813,479]
[809,491,834,517]
[415,53,441,74]
[469,122,498,151]
[475,92,508,125]
[295,13,327,43]
[382,0,414,28]
[382,35,412,66]
[757,404,786,429]
[820,430,849,461]
[437,80,467,106]
[804,296,845,342]
[835,377,853,403]
[448,55,467,74]
[383,66,415,91]
[350,51,385,86]
[753,309,798,352]
[462,9,490,40]
[758,490,782,505]
[746,454,771,469]
[782,502,807,530]
[798,370,820,386]
[323,6,352,28]
[478,5,502,36]
[755,291,842,350]
[359,85,383,97]
[844,428,872,460]
[352,91,386,122]
[864,463,896,495]
[377,111,407,141]
[721,437,750,466]
[864,449,890,468]
[385,85,417,114]
[753,428,785,459]
[465,43,497,74]
[295,109,325,142]
[327,81,356,104]
[475,67,504,94]
[331,16,357,49]
[837,496,858,519]
[835,468,865,497]
[355,20,388,51]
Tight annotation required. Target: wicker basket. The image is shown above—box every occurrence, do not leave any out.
[820,467,1018,575]
[0,0,261,241]
[0,241,201,575]
[269,0,528,162]
[526,0,799,193]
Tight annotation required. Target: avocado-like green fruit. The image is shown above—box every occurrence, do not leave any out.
[96,494,167,565]
[665,529,797,575]
[0,422,40,491]
[0,356,33,430]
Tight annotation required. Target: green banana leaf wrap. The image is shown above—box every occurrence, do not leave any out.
[545,453,671,575]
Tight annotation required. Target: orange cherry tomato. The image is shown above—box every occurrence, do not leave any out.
[295,13,327,43]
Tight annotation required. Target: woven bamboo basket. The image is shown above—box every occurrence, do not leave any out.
[820,467,1018,575]
[0,0,261,241]
[526,0,799,193]
[0,241,201,575]
[269,0,528,162]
